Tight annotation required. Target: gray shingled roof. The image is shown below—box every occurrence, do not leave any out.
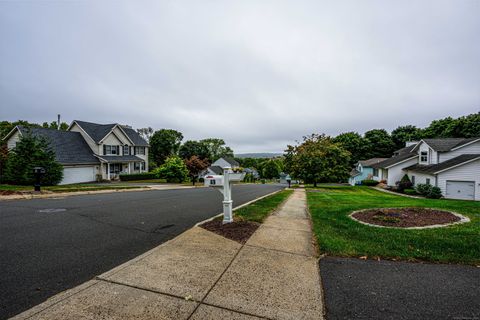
[393,144,416,155]
[74,120,116,143]
[96,155,144,163]
[121,126,149,146]
[420,138,479,152]
[358,158,388,167]
[18,126,99,165]
[371,152,418,169]
[403,154,480,174]
[222,157,240,167]
[208,166,224,175]
[350,169,360,177]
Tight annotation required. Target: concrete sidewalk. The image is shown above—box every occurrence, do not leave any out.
[12,189,324,320]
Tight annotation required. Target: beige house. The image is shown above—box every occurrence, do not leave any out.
[3,120,149,184]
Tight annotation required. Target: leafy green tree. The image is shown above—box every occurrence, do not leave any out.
[150,129,183,165]
[447,112,480,138]
[261,159,281,179]
[184,155,209,185]
[0,120,41,139]
[284,134,350,187]
[200,138,234,161]
[422,117,457,138]
[333,132,365,166]
[4,132,63,185]
[364,129,396,158]
[391,125,422,150]
[153,156,188,183]
[179,140,210,160]
[42,121,68,130]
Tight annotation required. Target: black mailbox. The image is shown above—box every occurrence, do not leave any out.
[33,167,46,191]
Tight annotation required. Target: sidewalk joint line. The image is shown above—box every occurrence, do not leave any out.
[186,242,246,319]
[244,243,315,258]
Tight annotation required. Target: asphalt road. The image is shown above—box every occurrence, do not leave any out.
[320,257,480,320]
[0,184,284,319]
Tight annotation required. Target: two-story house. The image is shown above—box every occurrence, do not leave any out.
[3,120,149,184]
[348,158,387,186]
[372,138,480,200]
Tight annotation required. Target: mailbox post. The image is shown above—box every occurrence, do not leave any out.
[33,167,46,192]
[205,166,245,224]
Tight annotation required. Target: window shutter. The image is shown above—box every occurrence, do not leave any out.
[133,147,136,155]
[103,145,106,155]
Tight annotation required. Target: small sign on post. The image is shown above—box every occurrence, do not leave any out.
[205,166,246,224]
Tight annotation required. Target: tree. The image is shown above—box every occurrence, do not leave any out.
[422,117,457,138]
[200,138,234,161]
[333,132,365,166]
[363,129,396,158]
[184,155,209,185]
[153,156,188,183]
[136,127,154,143]
[4,132,63,185]
[391,125,422,150]
[149,129,183,166]
[447,112,480,138]
[41,121,69,130]
[179,140,210,160]
[284,134,350,187]
[262,159,281,179]
[0,143,8,183]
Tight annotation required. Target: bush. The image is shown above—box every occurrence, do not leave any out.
[404,188,418,195]
[396,174,413,192]
[415,183,443,199]
[361,179,379,186]
[427,186,442,199]
[153,156,188,183]
[119,172,158,181]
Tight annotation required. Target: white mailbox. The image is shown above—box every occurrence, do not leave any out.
[205,167,246,224]
[204,175,223,187]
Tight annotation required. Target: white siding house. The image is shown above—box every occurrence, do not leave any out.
[373,138,480,201]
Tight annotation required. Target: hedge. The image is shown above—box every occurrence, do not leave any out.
[119,172,157,181]
[361,179,379,186]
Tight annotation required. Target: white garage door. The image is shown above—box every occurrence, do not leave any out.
[445,181,475,200]
[61,167,96,185]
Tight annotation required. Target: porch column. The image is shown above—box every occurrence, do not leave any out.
[107,163,110,180]
[128,163,131,174]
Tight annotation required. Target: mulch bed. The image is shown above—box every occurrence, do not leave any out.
[0,190,22,195]
[352,208,461,228]
[200,218,260,243]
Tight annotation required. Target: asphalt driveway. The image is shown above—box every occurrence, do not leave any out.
[320,257,480,320]
[0,184,284,319]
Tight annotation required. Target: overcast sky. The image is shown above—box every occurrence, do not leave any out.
[1,1,479,153]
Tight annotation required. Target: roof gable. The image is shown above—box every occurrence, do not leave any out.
[413,138,479,152]
[71,120,148,146]
[404,154,480,174]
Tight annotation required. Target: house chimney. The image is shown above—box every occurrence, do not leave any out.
[57,114,61,130]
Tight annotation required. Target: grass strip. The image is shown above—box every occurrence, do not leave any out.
[235,189,293,223]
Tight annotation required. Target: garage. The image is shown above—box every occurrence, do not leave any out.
[445,181,475,200]
[61,166,96,185]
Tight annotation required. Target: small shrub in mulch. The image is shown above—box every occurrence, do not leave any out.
[352,208,462,228]
[200,218,260,244]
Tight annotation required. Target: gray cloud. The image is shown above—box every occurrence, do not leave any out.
[1,0,479,153]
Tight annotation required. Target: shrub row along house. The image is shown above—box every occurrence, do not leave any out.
[3,120,149,184]
[353,138,480,201]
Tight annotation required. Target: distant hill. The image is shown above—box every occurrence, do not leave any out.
[235,153,283,159]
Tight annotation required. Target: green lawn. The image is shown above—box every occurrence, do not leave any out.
[235,189,293,223]
[307,186,480,265]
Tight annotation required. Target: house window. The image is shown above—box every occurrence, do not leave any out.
[135,146,145,155]
[373,168,379,176]
[411,175,415,185]
[426,178,430,185]
[134,162,145,171]
[123,145,130,155]
[420,151,428,163]
[104,145,120,155]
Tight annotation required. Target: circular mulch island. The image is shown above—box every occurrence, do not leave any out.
[350,208,469,229]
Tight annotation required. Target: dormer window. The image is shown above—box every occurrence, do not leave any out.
[420,151,428,163]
